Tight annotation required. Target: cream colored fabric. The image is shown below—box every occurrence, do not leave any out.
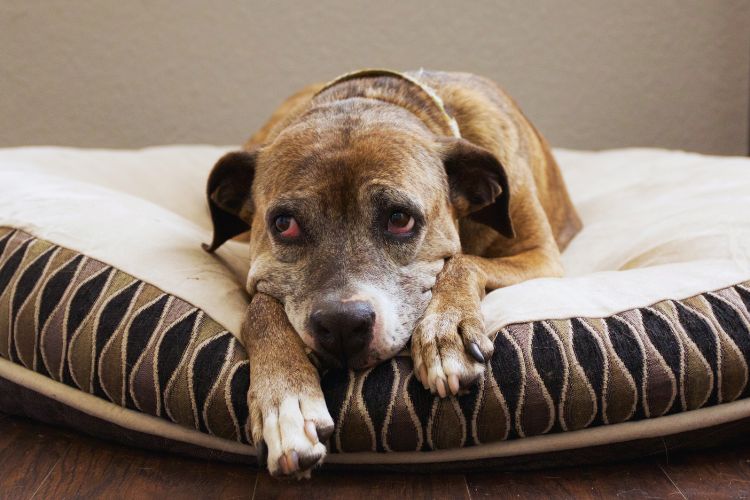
[0,146,249,335]
[559,148,750,273]
[1,146,749,339]
[485,148,750,330]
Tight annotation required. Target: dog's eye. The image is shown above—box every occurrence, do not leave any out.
[274,215,300,239]
[386,211,415,235]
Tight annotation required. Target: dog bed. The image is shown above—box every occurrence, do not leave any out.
[1,145,749,469]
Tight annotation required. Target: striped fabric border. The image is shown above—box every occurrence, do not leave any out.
[0,228,251,443]
[1,227,749,453]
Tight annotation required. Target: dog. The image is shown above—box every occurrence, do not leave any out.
[203,69,582,478]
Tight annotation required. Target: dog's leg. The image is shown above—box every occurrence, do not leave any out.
[244,292,334,478]
[466,243,564,289]
[412,246,563,397]
[411,254,493,397]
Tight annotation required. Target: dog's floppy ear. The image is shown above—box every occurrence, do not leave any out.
[202,150,257,253]
[439,137,515,238]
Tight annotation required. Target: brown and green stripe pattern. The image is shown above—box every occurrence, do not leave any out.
[1,227,750,452]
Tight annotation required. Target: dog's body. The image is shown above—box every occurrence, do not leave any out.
[204,70,581,477]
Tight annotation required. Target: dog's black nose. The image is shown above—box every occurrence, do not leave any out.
[309,300,375,365]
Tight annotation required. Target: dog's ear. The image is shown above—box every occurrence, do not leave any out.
[202,150,257,253]
[439,138,515,238]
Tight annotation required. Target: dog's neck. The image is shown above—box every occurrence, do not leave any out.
[313,69,461,139]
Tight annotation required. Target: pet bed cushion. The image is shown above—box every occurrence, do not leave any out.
[1,146,749,468]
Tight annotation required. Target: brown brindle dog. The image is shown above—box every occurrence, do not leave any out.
[204,69,581,478]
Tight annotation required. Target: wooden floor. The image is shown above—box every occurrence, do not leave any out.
[1,413,749,499]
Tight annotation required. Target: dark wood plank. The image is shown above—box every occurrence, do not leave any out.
[467,459,684,499]
[0,414,256,500]
[253,470,469,500]
[659,445,750,499]
[31,429,257,499]
[0,414,72,499]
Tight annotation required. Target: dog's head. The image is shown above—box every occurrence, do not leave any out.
[205,100,512,369]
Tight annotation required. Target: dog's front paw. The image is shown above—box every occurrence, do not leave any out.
[249,388,334,479]
[411,303,494,398]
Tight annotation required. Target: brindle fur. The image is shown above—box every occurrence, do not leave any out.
[205,70,581,478]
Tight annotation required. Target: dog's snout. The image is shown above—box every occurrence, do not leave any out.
[310,300,375,365]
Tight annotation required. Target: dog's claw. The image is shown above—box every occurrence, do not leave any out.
[304,420,319,444]
[287,450,300,473]
[436,377,447,398]
[448,374,460,395]
[467,342,485,363]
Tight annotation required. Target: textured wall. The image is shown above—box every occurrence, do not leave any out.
[1,1,748,154]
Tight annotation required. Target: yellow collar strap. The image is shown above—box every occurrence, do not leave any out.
[314,68,461,138]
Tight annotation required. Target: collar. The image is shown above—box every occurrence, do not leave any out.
[314,68,461,138]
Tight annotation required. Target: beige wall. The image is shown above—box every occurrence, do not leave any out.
[1,1,748,155]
